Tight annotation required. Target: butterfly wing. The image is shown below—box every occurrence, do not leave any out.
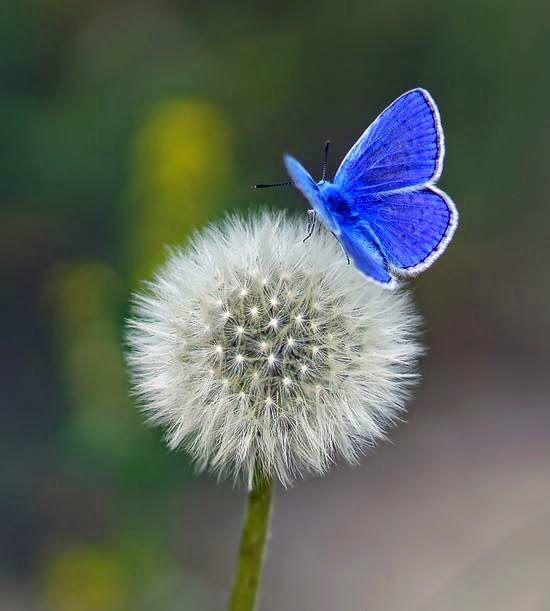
[334,88,444,195]
[284,154,340,233]
[334,88,458,275]
[283,154,323,209]
[352,186,458,274]
[337,222,396,287]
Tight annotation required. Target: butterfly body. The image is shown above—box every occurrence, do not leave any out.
[315,181,356,233]
[283,88,459,288]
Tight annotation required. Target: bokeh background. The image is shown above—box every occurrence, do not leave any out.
[3,1,550,609]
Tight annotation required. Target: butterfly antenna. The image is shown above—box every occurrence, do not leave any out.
[253,180,293,189]
[321,140,331,181]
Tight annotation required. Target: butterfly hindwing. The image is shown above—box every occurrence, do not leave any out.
[338,222,395,287]
[351,186,458,274]
[334,88,443,197]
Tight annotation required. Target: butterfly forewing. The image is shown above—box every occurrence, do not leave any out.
[334,89,444,196]
[284,155,322,208]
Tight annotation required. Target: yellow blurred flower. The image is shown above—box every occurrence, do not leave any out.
[130,99,232,277]
[48,262,139,457]
[43,546,131,611]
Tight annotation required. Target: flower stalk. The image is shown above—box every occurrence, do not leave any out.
[229,475,274,611]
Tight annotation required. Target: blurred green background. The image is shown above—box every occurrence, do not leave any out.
[3,1,550,609]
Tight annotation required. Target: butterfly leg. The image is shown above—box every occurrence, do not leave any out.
[302,209,316,243]
[330,231,351,265]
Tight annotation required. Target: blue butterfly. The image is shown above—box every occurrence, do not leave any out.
[281,89,459,288]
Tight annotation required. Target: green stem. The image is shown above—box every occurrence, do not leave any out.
[228,475,274,611]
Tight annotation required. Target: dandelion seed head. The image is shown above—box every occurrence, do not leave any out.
[126,212,423,487]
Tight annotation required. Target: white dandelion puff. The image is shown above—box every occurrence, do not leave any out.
[126,211,423,487]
